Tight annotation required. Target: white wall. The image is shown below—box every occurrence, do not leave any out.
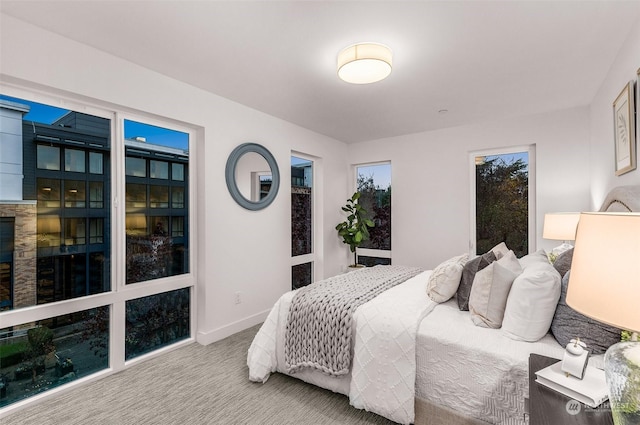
[0,14,349,344]
[348,15,640,271]
[348,107,592,269]
[3,11,638,346]
[589,17,640,207]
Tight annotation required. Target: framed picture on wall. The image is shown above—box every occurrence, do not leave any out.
[613,80,636,176]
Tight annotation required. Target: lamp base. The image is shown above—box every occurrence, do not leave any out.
[605,341,640,425]
[551,242,573,257]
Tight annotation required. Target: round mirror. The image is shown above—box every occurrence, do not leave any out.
[225,143,280,210]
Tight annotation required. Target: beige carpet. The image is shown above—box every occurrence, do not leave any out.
[4,324,396,425]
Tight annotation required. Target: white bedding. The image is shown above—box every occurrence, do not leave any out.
[416,299,604,425]
[247,268,605,425]
[247,270,435,424]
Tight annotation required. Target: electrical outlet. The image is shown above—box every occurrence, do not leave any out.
[234,292,241,304]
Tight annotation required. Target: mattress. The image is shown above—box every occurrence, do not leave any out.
[248,269,435,424]
[415,299,604,425]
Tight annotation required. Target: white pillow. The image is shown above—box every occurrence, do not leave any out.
[426,254,469,303]
[518,249,550,268]
[501,260,561,342]
[469,250,523,328]
[490,242,510,260]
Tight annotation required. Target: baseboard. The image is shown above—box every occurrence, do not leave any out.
[196,309,269,345]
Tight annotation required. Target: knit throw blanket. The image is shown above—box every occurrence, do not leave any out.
[284,265,423,376]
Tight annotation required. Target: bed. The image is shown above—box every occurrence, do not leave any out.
[247,185,640,425]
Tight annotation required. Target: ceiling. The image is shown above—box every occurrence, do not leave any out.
[2,1,639,144]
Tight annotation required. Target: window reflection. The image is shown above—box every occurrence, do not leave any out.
[64,180,86,208]
[125,214,147,236]
[150,185,169,208]
[64,218,86,245]
[172,163,184,181]
[37,215,61,248]
[126,183,146,210]
[64,148,85,173]
[125,157,146,177]
[89,182,103,208]
[89,218,104,244]
[37,145,60,170]
[89,152,103,174]
[37,178,61,208]
[172,187,185,208]
[172,216,184,237]
[150,160,168,179]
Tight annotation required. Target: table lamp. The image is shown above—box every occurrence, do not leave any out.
[542,212,580,256]
[566,212,640,425]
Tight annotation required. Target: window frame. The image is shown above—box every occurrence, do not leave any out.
[291,152,321,285]
[0,86,198,415]
[468,144,536,257]
[353,160,392,264]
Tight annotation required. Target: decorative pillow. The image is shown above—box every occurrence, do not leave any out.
[427,254,469,303]
[518,249,551,269]
[490,242,510,260]
[501,260,561,342]
[551,271,621,354]
[456,251,496,311]
[552,248,573,280]
[469,251,523,328]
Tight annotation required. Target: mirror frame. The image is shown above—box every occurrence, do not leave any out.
[225,142,280,210]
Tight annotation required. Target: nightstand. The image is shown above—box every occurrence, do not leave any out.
[528,354,613,425]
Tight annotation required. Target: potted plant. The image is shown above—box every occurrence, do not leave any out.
[335,192,375,268]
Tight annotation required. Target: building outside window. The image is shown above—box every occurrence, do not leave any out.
[124,120,189,284]
[0,95,194,411]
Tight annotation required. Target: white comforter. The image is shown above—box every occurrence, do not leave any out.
[247,270,435,424]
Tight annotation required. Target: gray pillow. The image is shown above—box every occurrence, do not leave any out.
[550,270,621,354]
[456,251,496,311]
[553,247,573,279]
[469,251,523,328]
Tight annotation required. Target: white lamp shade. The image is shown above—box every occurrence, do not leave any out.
[542,212,580,241]
[566,212,640,333]
[337,43,392,84]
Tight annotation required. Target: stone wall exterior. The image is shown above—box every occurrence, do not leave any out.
[0,201,37,309]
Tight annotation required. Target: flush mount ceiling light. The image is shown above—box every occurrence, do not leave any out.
[337,43,392,84]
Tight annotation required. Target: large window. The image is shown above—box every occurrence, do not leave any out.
[125,288,190,360]
[291,155,314,289]
[471,146,535,257]
[0,94,194,412]
[0,307,109,408]
[355,163,391,266]
[124,120,189,285]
